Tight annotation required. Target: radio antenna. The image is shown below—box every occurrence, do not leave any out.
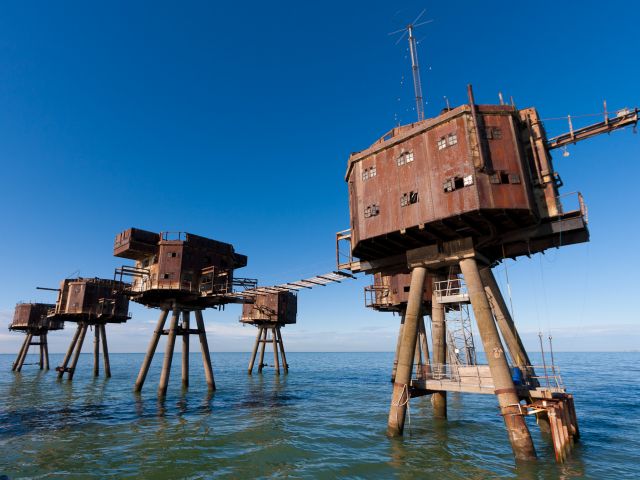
[389,10,433,122]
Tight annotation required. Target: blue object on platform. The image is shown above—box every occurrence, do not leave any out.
[512,367,523,386]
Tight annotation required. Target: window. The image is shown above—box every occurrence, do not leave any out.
[448,133,458,146]
[163,273,171,279]
[400,191,419,207]
[362,165,377,181]
[485,127,502,139]
[364,204,379,218]
[167,252,177,258]
[397,151,414,165]
[437,137,447,150]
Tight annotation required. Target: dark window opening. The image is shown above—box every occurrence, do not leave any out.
[403,286,410,293]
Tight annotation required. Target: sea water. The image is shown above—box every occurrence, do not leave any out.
[1,352,638,479]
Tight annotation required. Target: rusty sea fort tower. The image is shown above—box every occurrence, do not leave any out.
[336,83,637,461]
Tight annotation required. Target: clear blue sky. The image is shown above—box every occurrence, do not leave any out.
[0,1,638,354]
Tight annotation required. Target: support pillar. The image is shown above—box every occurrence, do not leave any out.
[182,311,190,388]
[43,333,50,370]
[93,325,100,377]
[135,309,169,392]
[58,324,82,379]
[276,326,288,373]
[195,310,216,391]
[248,326,263,374]
[431,274,447,418]
[391,313,406,382]
[272,327,280,374]
[388,266,427,436]
[39,334,44,370]
[16,333,33,372]
[158,308,180,397]
[13,334,30,371]
[67,324,88,380]
[479,266,532,369]
[460,257,536,461]
[100,325,111,378]
[257,327,267,373]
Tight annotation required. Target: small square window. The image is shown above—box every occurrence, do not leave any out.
[168,252,177,258]
[405,151,414,163]
[493,127,502,139]
[447,133,458,146]
[370,166,376,177]
[400,193,408,207]
[397,155,405,166]
[463,175,474,186]
[509,173,521,184]
[437,137,447,150]
[163,273,171,279]
[362,169,369,181]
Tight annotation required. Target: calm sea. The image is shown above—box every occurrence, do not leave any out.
[0,351,638,479]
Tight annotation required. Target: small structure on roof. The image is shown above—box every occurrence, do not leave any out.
[9,302,60,372]
[49,277,131,380]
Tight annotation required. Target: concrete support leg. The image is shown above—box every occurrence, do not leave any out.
[195,310,215,391]
[43,334,50,370]
[257,327,267,373]
[16,333,33,372]
[39,335,44,370]
[418,315,431,374]
[479,266,532,369]
[100,325,111,378]
[277,326,289,373]
[158,308,180,397]
[68,324,88,380]
[58,325,82,379]
[391,313,406,382]
[272,327,280,375]
[135,309,169,392]
[182,311,190,389]
[460,258,536,461]
[388,266,427,436]
[431,273,448,418]
[93,325,100,377]
[13,335,30,371]
[248,327,263,374]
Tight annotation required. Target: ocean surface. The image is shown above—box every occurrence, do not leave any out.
[0,351,638,479]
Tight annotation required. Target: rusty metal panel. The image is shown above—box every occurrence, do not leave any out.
[54,278,130,323]
[114,228,159,259]
[241,292,297,325]
[10,303,55,330]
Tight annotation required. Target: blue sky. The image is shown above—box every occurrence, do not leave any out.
[0,1,638,354]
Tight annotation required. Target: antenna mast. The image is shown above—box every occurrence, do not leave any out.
[407,24,424,122]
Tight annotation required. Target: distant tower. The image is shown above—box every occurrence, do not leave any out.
[49,277,130,380]
[240,291,296,374]
[9,303,62,372]
[114,228,254,396]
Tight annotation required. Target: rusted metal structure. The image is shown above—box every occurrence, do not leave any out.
[241,291,296,374]
[238,271,353,374]
[114,228,254,395]
[9,303,61,372]
[365,272,431,383]
[337,84,637,462]
[49,277,130,380]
